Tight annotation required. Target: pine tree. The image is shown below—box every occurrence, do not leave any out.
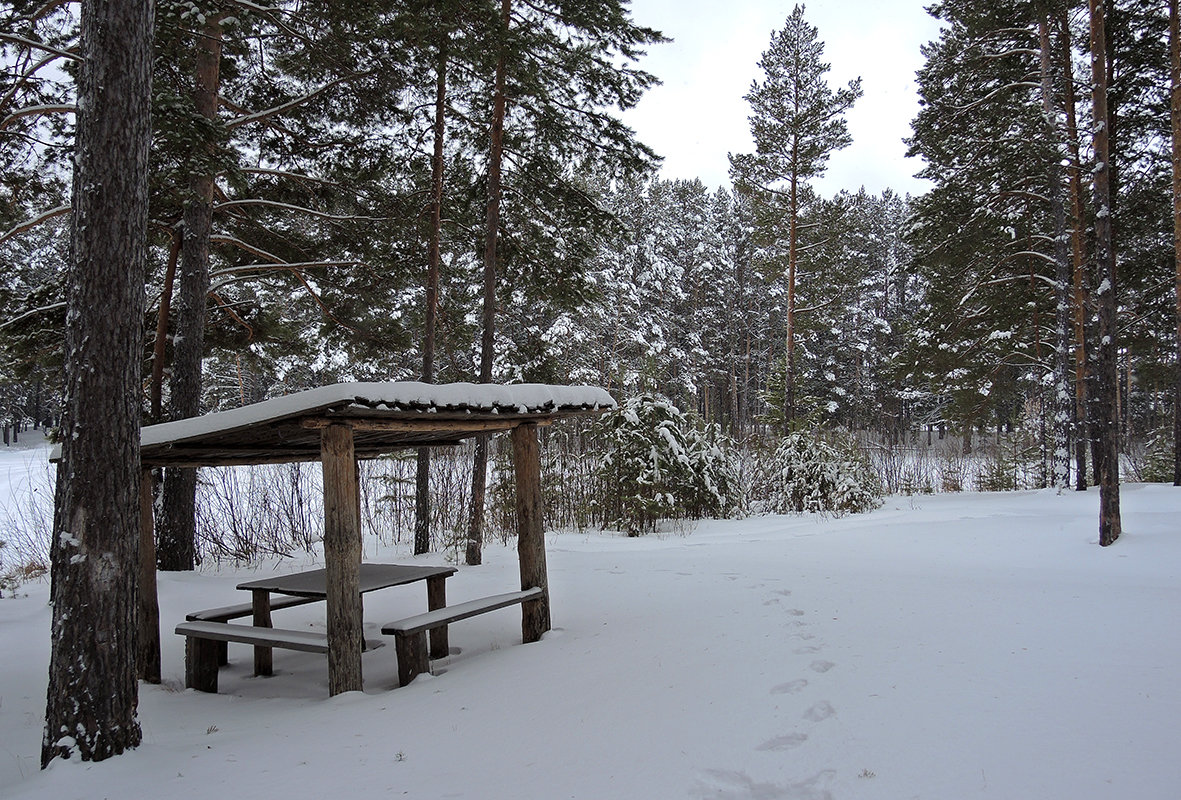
[1172,0,1181,485]
[729,4,861,428]
[42,0,153,767]
[1088,0,1122,545]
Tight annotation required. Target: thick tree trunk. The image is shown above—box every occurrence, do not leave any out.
[158,17,223,571]
[42,0,153,767]
[1169,0,1181,485]
[1088,0,1122,546]
[1039,18,1073,491]
[467,0,510,567]
[415,36,449,555]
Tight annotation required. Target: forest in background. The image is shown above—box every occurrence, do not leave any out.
[2,0,1178,555]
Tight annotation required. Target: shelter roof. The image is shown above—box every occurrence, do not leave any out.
[129,382,614,467]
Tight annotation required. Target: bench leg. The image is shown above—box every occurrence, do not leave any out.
[395,632,429,687]
[186,637,220,693]
[218,641,228,667]
[252,589,273,676]
[426,575,449,659]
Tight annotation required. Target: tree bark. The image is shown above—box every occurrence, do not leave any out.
[1039,18,1073,491]
[42,0,153,767]
[467,0,510,567]
[1058,10,1091,491]
[158,16,223,571]
[1169,0,1181,485]
[784,167,798,432]
[1087,0,1122,546]
[415,34,449,555]
[149,228,180,422]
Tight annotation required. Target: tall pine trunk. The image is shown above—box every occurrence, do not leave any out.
[158,16,222,571]
[1088,0,1122,546]
[1058,10,1091,491]
[43,0,153,767]
[783,169,798,432]
[467,0,510,566]
[1169,0,1181,486]
[1039,18,1073,491]
[415,36,448,555]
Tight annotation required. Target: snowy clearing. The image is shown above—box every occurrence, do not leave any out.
[1,442,1179,799]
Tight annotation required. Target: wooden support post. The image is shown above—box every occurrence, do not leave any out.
[137,468,161,683]
[322,423,363,695]
[186,636,219,693]
[251,589,273,676]
[511,423,550,642]
[427,574,449,659]
[395,632,429,687]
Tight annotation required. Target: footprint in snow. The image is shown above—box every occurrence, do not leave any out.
[793,644,821,655]
[770,678,808,695]
[802,701,836,722]
[756,732,808,751]
[809,660,836,673]
[785,608,806,616]
[690,768,834,800]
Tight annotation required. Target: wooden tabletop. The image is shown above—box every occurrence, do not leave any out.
[237,563,457,598]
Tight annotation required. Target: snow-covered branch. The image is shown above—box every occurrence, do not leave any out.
[225,74,358,131]
[0,300,66,331]
[0,33,80,62]
[0,205,70,244]
[214,198,391,223]
[0,103,75,130]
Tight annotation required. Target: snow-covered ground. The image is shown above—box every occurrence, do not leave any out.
[1,441,1178,799]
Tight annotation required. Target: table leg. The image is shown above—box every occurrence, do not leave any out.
[427,574,448,659]
[252,589,273,676]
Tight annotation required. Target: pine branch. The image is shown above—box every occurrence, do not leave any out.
[213,198,391,222]
[0,103,75,130]
[224,74,359,131]
[0,33,80,62]
[0,204,70,243]
[0,51,67,111]
[0,300,66,331]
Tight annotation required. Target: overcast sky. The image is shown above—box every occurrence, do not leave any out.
[621,0,944,197]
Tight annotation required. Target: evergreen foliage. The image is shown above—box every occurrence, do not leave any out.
[751,428,882,516]
[595,395,741,535]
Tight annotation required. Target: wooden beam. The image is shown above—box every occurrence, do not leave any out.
[299,417,542,433]
[136,468,161,683]
[321,423,363,695]
[511,423,550,642]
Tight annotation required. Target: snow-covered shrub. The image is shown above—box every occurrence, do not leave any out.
[752,428,882,516]
[1127,426,1173,483]
[595,396,741,535]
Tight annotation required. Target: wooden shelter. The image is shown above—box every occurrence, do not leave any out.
[120,382,613,694]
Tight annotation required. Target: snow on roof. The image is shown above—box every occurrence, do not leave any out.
[49,382,616,465]
[143,381,614,447]
[129,381,616,466]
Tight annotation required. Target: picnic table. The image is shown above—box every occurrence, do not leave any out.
[176,563,455,692]
[238,563,457,675]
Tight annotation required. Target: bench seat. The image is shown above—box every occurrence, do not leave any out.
[185,595,321,666]
[382,587,545,686]
[185,594,318,623]
[175,621,383,693]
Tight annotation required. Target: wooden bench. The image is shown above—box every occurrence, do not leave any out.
[176,621,383,693]
[381,587,546,687]
[185,596,320,666]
